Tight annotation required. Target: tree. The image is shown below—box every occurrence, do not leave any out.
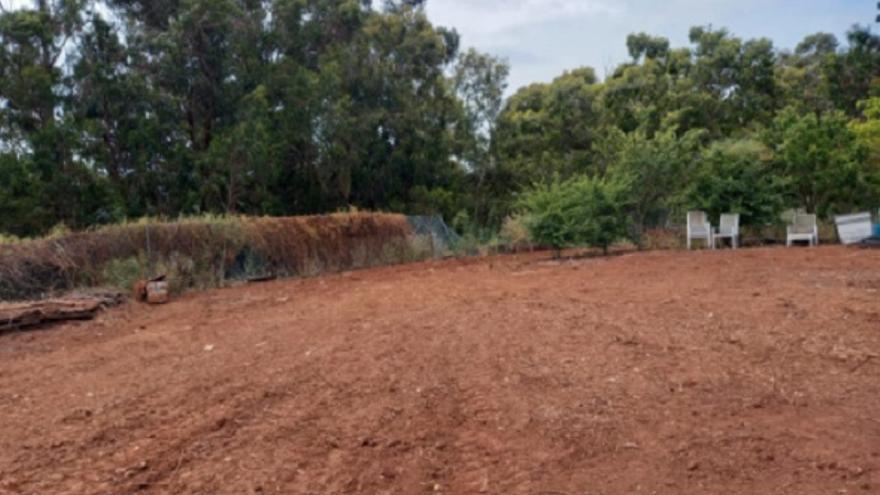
[684,139,786,228]
[0,0,112,233]
[685,27,779,134]
[766,107,871,216]
[606,128,704,245]
[494,68,603,188]
[4,5,880,240]
[852,97,880,157]
[452,48,509,169]
[201,86,274,213]
[777,33,839,115]
[451,48,510,227]
[0,153,49,236]
[823,27,880,117]
[626,32,670,62]
[71,14,169,219]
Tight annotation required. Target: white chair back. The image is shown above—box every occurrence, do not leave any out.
[718,214,739,236]
[791,213,817,234]
[688,211,709,233]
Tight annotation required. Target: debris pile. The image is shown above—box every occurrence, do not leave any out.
[0,292,124,332]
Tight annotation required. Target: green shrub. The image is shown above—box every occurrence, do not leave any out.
[683,139,786,228]
[499,214,533,251]
[766,107,872,217]
[100,256,145,291]
[519,176,630,257]
[451,232,484,257]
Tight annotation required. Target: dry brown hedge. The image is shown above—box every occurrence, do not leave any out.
[0,213,421,301]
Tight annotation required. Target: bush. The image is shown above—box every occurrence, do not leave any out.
[499,214,533,251]
[683,139,786,227]
[606,128,704,245]
[519,176,630,257]
[766,107,871,217]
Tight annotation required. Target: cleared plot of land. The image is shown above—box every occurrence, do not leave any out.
[0,247,879,494]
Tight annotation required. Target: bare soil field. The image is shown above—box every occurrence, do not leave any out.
[1,246,879,494]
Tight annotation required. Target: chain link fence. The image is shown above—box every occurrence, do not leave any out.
[407,216,461,255]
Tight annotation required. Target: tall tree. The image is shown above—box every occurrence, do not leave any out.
[766,107,871,216]
[0,0,107,231]
[451,48,509,225]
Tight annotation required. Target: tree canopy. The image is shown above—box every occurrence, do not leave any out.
[0,1,878,238]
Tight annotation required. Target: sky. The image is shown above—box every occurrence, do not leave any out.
[425,0,876,93]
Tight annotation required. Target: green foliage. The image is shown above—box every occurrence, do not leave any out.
[499,214,533,251]
[851,97,880,168]
[494,68,603,186]
[766,107,875,216]
[100,256,145,292]
[606,128,704,243]
[627,33,670,61]
[0,154,50,236]
[519,176,630,256]
[0,1,476,237]
[452,48,511,227]
[823,27,880,116]
[453,48,510,165]
[684,139,786,227]
[0,0,878,241]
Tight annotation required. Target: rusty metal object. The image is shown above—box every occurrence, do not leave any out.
[146,280,169,304]
[133,280,148,302]
[134,275,169,304]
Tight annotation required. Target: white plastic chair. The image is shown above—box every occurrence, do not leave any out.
[714,213,740,249]
[786,213,818,247]
[687,211,713,250]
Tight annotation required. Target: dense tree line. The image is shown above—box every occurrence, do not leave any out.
[0,1,878,238]
[0,0,502,235]
[495,26,880,236]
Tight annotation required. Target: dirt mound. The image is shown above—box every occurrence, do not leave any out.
[0,246,878,494]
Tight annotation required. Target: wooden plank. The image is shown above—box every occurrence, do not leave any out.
[0,293,123,332]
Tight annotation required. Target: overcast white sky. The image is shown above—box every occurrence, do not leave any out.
[425,0,876,92]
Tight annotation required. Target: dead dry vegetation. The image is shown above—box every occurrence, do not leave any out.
[0,213,423,301]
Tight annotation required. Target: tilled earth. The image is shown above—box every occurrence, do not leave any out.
[0,246,879,494]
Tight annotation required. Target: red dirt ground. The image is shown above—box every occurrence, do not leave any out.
[1,246,879,494]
